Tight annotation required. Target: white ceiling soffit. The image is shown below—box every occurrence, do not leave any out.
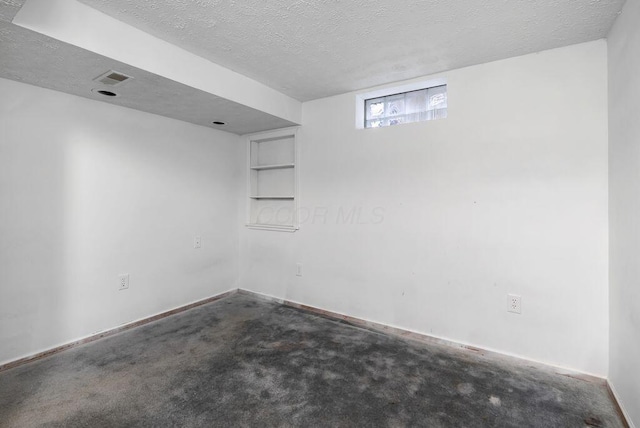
[11,0,302,130]
[77,0,625,102]
[0,21,296,134]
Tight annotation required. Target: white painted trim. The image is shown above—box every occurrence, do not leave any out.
[355,77,448,129]
[3,284,617,404]
[0,288,238,370]
[238,288,608,382]
[241,126,300,140]
[608,380,636,428]
[245,224,297,232]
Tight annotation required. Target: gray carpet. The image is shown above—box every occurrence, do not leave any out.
[0,293,624,427]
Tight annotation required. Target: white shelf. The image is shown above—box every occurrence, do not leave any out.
[246,223,298,232]
[249,196,294,200]
[250,163,295,171]
[247,128,298,231]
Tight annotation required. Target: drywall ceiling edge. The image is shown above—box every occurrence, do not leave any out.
[13,0,302,125]
[0,18,297,134]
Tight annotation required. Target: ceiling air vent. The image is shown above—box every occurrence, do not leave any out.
[93,70,133,87]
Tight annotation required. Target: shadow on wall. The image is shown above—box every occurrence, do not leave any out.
[0,79,241,365]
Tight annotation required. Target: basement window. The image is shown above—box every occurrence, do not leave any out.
[355,78,447,129]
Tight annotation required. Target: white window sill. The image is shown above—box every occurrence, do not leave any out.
[245,224,298,232]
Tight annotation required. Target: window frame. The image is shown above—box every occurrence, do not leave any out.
[355,77,447,130]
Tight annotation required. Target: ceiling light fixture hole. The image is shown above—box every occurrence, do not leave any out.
[91,88,118,97]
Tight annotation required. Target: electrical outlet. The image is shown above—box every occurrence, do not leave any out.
[118,274,129,291]
[296,263,303,277]
[194,236,202,249]
[507,294,521,314]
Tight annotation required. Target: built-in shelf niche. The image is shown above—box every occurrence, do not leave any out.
[247,128,298,231]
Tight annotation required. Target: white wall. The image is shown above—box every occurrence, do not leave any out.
[0,37,613,382]
[240,40,610,376]
[0,78,242,365]
[608,0,640,423]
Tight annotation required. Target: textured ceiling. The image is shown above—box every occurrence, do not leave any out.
[0,0,25,21]
[79,0,625,101]
[0,11,296,134]
[0,0,626,133]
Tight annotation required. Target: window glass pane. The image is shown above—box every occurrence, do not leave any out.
[427,85,447,110]
[366,119,384,128]
[405,89,428,124]
[386,94,405,126]
[427,85,448,120]
[366,98,385,120]
[386,94,405,117]
[364,85,447,128]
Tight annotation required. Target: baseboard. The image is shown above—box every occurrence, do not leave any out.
[1,286,630,424]
[0,288,239,373]
[608,381,635,428]
[2,286,611,390]
[238,289,607,385]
